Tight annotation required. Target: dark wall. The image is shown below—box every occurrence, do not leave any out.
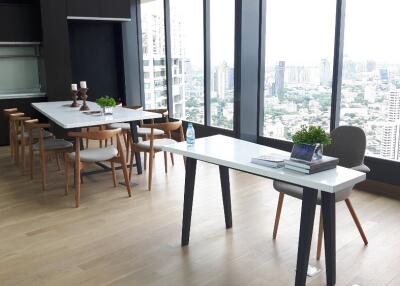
[40,0,72,101]
[67,0,130,19]
[0,0,41,41]
[69,21,126,102]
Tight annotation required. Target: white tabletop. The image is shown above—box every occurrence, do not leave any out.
[162,135,366,193]
[32,101,161,129]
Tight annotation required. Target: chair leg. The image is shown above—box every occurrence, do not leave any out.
[170,153,175,165]
[148,151,154,191]
[126,133,131,163]
[75,163,81,208]
[144,152,147,170]
[128,150,134,181]
[119,157,132,197]
[164,151,168,173]
[345,198,368,245]
[111,162,117,187]
[30,148,34,180]
[273,192,285,239]
[56,153,61,171]
[40,150,47,192]
[21,140,26,171]
[316,209,324,260]
[64,153,69,196]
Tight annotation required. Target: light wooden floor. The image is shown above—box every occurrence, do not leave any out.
[1,145,400,286]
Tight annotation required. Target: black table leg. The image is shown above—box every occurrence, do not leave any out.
[295,187,318,286]
[129,121,142,175]
[181,158,197,246]
[219,166,232,229]
[321,192,336,286]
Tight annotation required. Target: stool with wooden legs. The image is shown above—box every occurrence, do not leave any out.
[25,120,73,191]
[3,108,19,159]
[130,121,184,191]
[65,128,132,208]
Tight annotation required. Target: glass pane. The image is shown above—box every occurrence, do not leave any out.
[170,0,204,123]
[210,0,235,129]
[340,0,400,160]
[263,0,336,140]
[0,47,41,94]
[140,0,168,109]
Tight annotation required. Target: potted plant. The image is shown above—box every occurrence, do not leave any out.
[292,125,331,160]
[96,96,116,115]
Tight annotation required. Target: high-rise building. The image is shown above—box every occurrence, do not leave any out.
[366,60,376,72]
[380,90,400,159]
[274,61,285,98]
[211,61,233,100]
[320,58,331,86]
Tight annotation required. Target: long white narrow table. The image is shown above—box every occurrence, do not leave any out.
[162,135,366,286]
[32,101,161,174]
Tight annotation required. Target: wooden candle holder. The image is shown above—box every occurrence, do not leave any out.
[70,90,80,107]
[79,88,90,111]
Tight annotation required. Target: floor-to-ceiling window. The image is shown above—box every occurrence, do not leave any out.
[339,0,400,161]
[262,0,336,140]
[140,0,168,109]
[170,0,205,123]
[210,0,235,130]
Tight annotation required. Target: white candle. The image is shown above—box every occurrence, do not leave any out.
[71,83,78,91]
[80,81,87,89]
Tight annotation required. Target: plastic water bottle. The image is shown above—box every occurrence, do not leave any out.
[186,123,195,146]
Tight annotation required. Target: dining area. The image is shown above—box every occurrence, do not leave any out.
[3,99,185,208]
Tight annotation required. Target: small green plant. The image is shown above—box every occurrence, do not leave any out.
[292,125,331,146]
[96,96,116,108]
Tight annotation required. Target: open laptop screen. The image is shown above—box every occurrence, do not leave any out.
[290,144,316,162]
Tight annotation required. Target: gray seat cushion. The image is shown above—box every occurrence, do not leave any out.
[136,138,177,151]
[18,130,53,140]
[352,164,370,173]
[273,181,351,204]
[33,139,73,151]
[68,146,118,163]
[108,123,164,136]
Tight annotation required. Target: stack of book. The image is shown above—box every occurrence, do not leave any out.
[284,155,338,174]
[251,154,286,168]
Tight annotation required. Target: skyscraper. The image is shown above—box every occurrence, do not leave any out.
[380,90,400,159]
[320,58,331,86]
[274,61,285,99]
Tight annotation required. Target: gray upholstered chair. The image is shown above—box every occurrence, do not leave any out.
[272,126,369,260]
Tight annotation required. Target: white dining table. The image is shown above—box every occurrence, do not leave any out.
[162,135,366,286]
[32,100,161,175]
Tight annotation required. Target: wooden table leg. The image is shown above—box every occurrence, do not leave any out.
[129,121,142,175]
[321,192,336,286]
[181,157,197,246]
[219,166,232,229]
[295,187,318,286]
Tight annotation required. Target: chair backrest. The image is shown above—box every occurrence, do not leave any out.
[145,108,169,123]
[68,128,122,141]
[3,108,18,117]
[143,121,184,141]
[324,126,366,168]
[125,105,143,110]
[24,120,49,148]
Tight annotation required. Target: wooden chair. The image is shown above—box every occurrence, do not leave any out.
[272,126,369,260]
[130,121,184,191]
[3,108,19,159]
[66,128,132,208]
[9,113,30,166]
[25,120,73,191]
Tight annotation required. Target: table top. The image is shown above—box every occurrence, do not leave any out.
[32,101,161,129]
[162,135,366,193]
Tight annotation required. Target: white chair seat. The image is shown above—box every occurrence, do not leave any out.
[68,146,118,163]
[136,138,177,151]
[33,139,73,151]
[108,123,164,136]
[137,127,164,136]
[18,130,53,140]
[108,122,131,130]
[273,181,351,205]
